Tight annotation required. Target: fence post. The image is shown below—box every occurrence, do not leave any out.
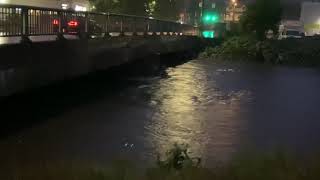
[167,22,170,36]
[159,20,164,35]
[104,13,110,38]
[57,11,65,40]
[132,17,137,36]
[20,7,30,43]
[152,20,157,36]
[83,12,89,39]
[119,16,124,36]
[169,22,173,35]
[174,23,178,35]
[144,18,149,36]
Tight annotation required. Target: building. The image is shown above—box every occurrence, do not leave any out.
[300,1,320,36]
[0,0,89,11]
[59,0,89,11]
[224,0,246,22]
[0,0,60,8]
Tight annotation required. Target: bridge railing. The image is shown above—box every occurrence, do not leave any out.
[0,4,199,39]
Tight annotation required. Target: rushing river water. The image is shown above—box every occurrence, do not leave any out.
[1,58,320,168]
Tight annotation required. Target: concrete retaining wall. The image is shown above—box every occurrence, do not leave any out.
[0,35,203,97]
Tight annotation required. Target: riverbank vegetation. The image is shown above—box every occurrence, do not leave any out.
[201,36,320,66]
[3,144,320,180]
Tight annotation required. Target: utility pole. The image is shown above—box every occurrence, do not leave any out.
[201,0,205,21]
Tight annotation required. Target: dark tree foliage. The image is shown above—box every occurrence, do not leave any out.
[240,0,283,40]
[89,0,183,21]
[89,0,148,16]
[154,0,183,21]
[89,0,121,13]
[120,0,148,16]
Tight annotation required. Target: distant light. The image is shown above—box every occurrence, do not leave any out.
[149,17,154,19]
[53,19,59,25]
[202,31,215,38]
[75,5,87,12]
[61,3,68,10]
[0,0,9,4]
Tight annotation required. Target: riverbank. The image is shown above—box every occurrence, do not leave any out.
[201,36,320,66]
[2,145,320,180]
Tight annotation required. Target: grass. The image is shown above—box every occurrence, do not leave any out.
[2,144,320,180]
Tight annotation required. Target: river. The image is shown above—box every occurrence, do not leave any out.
[1,58,320,169]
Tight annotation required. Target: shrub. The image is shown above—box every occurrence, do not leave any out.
[200,36,259,59]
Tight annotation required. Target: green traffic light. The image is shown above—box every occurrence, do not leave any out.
[202,13,219,24]
[202,31,215,38]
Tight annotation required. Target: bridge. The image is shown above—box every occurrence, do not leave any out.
[0,4,198,42]
[0,5,203,98]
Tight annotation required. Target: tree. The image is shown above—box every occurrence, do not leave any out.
[89,0,121,13]
[146,0,157,16]
[240,0,282,40]
[119,0,148,16]
[153,0,183,21]
[89,0,148,16]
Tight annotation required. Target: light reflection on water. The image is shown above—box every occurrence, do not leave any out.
[144,61,252,162]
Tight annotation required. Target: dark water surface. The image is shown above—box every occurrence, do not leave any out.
[1,58,320,168]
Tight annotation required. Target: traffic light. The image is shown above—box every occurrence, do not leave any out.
[202,31,215,38]
[202,12,219,24]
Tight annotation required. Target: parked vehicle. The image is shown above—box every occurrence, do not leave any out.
[279,29,304,40]
[53,18,103,36]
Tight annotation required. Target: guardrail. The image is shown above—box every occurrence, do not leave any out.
[0,4,199,39]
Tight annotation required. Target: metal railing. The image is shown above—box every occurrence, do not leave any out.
[0,4,199,39]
